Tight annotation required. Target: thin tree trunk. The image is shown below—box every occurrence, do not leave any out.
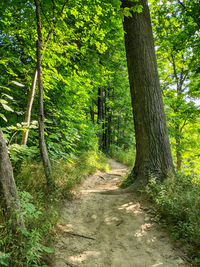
[122,0,174,182]
[106,88,111,147]
[97,87,103,150]
[0,128,25,232]
[176,136,182,170]
[35,0,53,186]
[21,31,53,146]
[90,104,95,124]
[21,1,68,145]
[175,123,182,170]
[21,69,38,145]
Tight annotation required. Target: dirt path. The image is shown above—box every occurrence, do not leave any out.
[53,160,189,267]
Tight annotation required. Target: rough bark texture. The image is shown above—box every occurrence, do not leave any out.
[122,0,174,181]
[0,128,25,231]
[35,0,53,186]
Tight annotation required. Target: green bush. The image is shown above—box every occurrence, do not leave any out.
[0,149,109,266]
[106,145,135,167]
[146,173,200,260]
[9,144,39,171]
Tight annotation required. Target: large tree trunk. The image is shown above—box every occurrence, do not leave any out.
[35,0,53,186]
[122,0,174,182]
[0,128,25,231]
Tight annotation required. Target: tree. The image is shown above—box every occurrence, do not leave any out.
[0,128,25,232]
[121,0,174,183]
[150,0,200,171]
[34,0,53,186]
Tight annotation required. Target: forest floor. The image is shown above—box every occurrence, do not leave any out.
[52,160,190,267]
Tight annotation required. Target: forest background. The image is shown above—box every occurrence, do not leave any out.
[0,0,200,266]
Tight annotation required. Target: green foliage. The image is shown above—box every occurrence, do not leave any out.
[0,252,9,267]
[52,150,109,192]
[146,173,200,259]
[9,144,39,171]
[150,0,200,171]
[0,191,55,267]
[0,150,108,266]
[107,145,135,167]
[120,172,135,189]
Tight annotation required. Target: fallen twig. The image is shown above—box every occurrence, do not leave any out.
[116,220,123,226]
[55,258,78,267]
[99,175,105,180]
[65,261,78,267]
[67,232,95,240]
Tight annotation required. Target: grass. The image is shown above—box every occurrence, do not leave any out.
[0,150,109,267]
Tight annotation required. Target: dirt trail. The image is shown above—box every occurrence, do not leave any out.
[53,160,190,267]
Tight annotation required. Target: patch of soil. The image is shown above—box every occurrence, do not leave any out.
[52,159,190,267]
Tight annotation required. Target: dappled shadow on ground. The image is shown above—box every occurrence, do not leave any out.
[53,160,189,267]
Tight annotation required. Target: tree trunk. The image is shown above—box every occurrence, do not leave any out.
[35,0,53,186]
[122,0,174,182]
[21,0,68,145]
[97,87,103,150]
[21,69,38,145]
[176,136,182,170]
[0,128,25,231]
[90,104,95,124]
[102,88,107,150]
[175,123,182,170]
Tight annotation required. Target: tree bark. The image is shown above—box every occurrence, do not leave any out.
[35,0,53,186]
[122,0,174,182]
[0,128,25,231]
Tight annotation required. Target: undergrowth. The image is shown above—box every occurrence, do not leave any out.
[146,173,200,263]
[106,145,135,167]
[120,171,135,188]
[0,150,109,267]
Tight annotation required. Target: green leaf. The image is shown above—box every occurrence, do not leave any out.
[39,245,54,253]
[0,113,7,122]
[1,103,14,112]
[11,81,25,87]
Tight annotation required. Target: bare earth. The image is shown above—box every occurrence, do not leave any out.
[53,160,190,267]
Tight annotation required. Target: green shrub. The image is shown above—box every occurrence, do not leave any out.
[0,191,55,267]
[9,144,39,172]
[146,172,200,260]
[0,149,109,266]
[106,145,135,167]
